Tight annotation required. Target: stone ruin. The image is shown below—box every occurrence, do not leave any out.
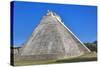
[13,11,91,61]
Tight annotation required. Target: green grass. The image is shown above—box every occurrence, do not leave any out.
[13,52,97,66]
[14,60,57,66]
[55,56,97,63]
[55,52,97,63]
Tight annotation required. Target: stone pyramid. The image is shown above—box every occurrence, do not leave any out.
[20,11,90,60]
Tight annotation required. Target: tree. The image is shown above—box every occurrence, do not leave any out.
[84,40,97,52]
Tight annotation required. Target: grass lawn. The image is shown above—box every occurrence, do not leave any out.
[13,52,97,66]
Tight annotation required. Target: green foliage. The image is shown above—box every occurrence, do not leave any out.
[84,40,97,52]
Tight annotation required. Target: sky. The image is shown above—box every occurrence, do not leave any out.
[12,1,97,47]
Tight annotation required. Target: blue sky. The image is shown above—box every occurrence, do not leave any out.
[12,1,97,47]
